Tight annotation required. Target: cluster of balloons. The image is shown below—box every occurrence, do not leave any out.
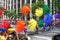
[38,19,44,28]
[0,21,10,33]
[21,5,30,15]
[44,14,53,27]
[34,5,50,17]
[35,8,43,17]
[8,28,15,34]
[43,5,50,15]
[55,13,60,19]
[0,10,3,16]
[16,20,27,33]
[29,18,37,31]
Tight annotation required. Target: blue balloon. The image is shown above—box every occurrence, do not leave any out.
[44,14,53,27]
[0,28,6,33]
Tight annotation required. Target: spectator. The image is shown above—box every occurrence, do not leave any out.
[52,34,60,40]
[0,31,6,40]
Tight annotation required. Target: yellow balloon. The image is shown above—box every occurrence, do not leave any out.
[8,28,15,34]
[35,8,43,17]
[29,18,37,31]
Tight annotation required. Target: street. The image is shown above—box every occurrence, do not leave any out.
[29,27,60,40]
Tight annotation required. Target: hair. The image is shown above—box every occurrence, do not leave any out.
[52,34,60,40]
[21,38,28,40]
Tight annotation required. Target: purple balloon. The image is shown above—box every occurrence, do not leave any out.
[24,30,27,33]
[55,14,60,19]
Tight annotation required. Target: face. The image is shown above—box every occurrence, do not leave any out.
[8,35,13,40]
[9,37,12,40]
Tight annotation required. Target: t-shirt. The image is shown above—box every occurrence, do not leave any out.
[0,36,6,40]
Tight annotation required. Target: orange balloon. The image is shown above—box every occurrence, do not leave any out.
[16,20,27,33]
[21,5,30,15]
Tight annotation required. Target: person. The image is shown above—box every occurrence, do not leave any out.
[0,31,6,40]
[57,20,60,28]
[35,24,39,34]
[52,34,60,40]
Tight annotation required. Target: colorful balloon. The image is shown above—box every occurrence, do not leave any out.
[29,18,37,31]
[3,21,10,29]
[0,10,3,16]
[38,19,44,28]
[55,13,60,19]
[35,8,43,17]
[0,28,6,33]
[21,5,30,15]
[0,23,3,28]
[44,14,53,27]
[16,20,27,33]
[43,5,50,15]
[8,28,15,34]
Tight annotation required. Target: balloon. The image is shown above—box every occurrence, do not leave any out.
[55,13,60,19]
[0,28,6,33]
[3,21,10,29]
[24,30,27,33]
[38,19,44,28]
[44,14,53,27]
[0,23,3,28]
[35,8,43,17]
[21,5,30,15]
[8,28,15,34]
[0,10,3,16]
[16,20,27,33]
[29,18,37,31]
[43,5,50,15]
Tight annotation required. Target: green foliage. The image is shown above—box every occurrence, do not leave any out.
[53,0,60,13]
[0,6,4,10]
[4,10,18,20]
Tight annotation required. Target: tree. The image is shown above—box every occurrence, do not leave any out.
[0,6,4,10]
[4,10,18,20]
[53,0,60,13]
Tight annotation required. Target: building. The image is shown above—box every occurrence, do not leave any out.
[1,0,52,20]
[0,0,4,7]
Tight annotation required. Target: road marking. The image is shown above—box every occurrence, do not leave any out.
[32,36,52,40]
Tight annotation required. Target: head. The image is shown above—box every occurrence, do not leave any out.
[52,34,60,40]
[7,35,13,40]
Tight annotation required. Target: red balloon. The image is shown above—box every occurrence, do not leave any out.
[0,10,3,16]
[2,21,10,29]
[21,5,30,15]
[16,20,27,33]
[0,23,3,28]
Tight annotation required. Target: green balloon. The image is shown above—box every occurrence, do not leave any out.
[43,5,50,15]
[38,19,44,28]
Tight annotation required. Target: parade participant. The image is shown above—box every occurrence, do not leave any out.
[51,20,55,29]
[57,20,60,28]
[0,29,6,40]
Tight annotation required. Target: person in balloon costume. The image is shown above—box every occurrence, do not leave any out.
[0,28,6,40]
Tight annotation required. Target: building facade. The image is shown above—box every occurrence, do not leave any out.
[0,0,50,19]
[0,0,4,7]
